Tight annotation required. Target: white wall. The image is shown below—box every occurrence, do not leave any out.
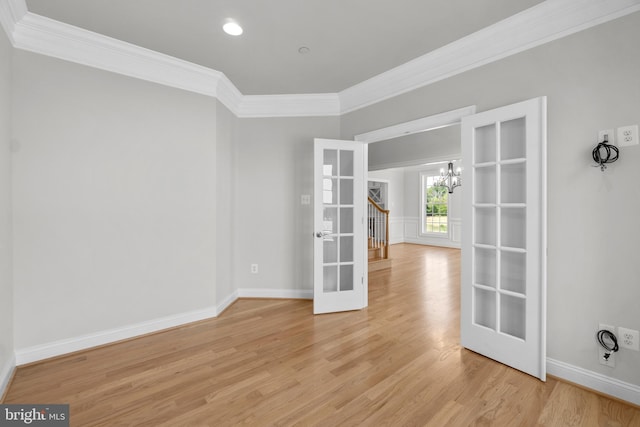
[343,12,640,388]
[11,51,219,355]
[0,25,14,397]
[368,168,404,244]
[402,163,462,248]
[368,169,404,217]
[369,163,462,248]
[234,117,340,298]
[369,125,462,248]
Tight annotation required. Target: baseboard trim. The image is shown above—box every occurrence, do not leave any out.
[15,306,218,366]
[237,288,313,300]
[13,291,311,366]
[547,357,640,406]
[404,237,461,249]
[0,354,16,402]
[216,290,239,315]
[14,304,637,407]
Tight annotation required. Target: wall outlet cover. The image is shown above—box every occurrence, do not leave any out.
[598,129,614,145]
[618,327,640,351]
[598,346,615,367]
[599,323,615,333]
[598,323,616,367]
[617,125,639,147]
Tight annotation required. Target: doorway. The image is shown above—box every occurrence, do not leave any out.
[367,179,388,209]
[356,107,474,250]
[353,100,547,381]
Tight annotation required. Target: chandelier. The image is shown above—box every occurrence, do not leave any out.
[438,162,461,194]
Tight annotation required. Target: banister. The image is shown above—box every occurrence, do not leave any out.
[367,197,389,214]
[367,197,390,260]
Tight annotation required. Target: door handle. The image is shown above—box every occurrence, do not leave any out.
[315,231,331,238]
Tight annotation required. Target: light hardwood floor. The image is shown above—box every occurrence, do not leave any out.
[4,244,640,426]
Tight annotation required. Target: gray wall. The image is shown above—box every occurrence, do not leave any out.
[2,6,639,394]
[343,12,640,386]
[234,117,340,296]
[215,102,236,309]
[11,51,219,349]
[369,125,461,171]
[0,26,14,395]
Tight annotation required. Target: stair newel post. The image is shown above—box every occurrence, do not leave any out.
[384,211,389,259]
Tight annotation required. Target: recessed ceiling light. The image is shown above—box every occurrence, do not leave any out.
[223,20,243,36]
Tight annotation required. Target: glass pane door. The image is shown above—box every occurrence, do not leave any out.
[322,149,355,293]
[461,97,546,380]
[314,139,365,314]
[471,118,528,340]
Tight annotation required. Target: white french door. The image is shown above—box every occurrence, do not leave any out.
[313,138,366,314]
[461,97,547,380]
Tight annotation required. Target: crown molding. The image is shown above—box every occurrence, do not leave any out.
[0,0,342,118]
[1,0,639,118]
[6,11,339,117]
[12,13,225,99]
[338,0,640,114]
[215,74,244,116]
[0,0,27,43]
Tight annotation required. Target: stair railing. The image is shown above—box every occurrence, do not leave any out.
[367,197,390,259]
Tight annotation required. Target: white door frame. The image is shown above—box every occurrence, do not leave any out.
[354,105,477,307]
[354,106,477,144]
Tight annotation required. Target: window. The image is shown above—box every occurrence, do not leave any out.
[421,172,449,235]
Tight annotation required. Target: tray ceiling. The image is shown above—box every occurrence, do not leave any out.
[25,0,543,95]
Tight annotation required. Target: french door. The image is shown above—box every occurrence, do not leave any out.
[461,97,547,380]
[313,139,366,314]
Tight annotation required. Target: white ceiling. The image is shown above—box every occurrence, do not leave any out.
[25,0,543,95]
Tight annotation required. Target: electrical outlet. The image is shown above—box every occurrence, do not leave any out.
[598,346,615,367]
[618,327,640,351]
[617,125,639,147]
[251,264,258,274]
[598,323,616,367]
[598,129,614,145]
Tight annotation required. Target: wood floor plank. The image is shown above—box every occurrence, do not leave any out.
[4,244,640,426]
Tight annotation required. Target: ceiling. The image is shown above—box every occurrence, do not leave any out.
[25,0,543,95]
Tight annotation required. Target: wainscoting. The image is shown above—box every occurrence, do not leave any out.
[390,216,461,248]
